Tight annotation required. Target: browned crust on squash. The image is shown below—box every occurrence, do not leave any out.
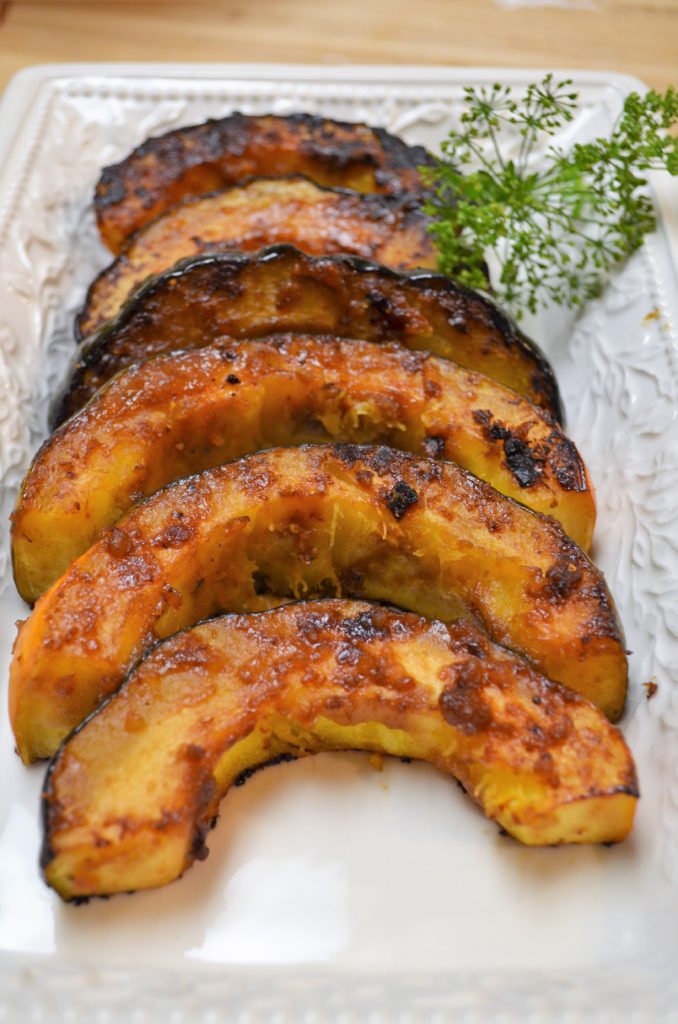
[40,601,637,898]
[15,336,593,605]
[58,245,562,425]
[80,177,437,337]
[10,444,627,763]
[95,112,435,253]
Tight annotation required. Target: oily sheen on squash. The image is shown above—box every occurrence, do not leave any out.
[79,177,437,337]
[58,245,561,424]
[10,444,627,762]
[94,111,435,253]
[42,600,638,900]
[15,336,593,604]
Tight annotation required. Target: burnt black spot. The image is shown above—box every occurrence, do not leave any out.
[472,409,491,428]
[298,131,378,171]
[385,480,419,520]
[365,289,410,332]
[341,610,386,642]
[226,374,240,385]
[473,409,542,488]
[544,559,583,603]
[333,444,359,468]
[503,436,542,488]
[463,640,486,659]
[96,166,126,206]
[371,446,399,473]
[367,290,391,312]
[548,433,586,492]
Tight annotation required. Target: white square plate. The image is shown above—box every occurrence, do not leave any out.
[1,64,677,1022]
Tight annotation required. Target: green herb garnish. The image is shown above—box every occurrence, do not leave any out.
[422,75,678,316]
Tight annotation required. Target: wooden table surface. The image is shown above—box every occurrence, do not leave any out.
[0,0,676,96]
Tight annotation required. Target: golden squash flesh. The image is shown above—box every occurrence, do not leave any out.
[94,111,434,253]
[42,600,638,900]
[15,336,594,604]
[59,245,561,424]
[80,177,437,337]
[10,444,627,762]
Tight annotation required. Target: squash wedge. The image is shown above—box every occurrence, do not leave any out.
[94,111,434,253]
[80,177,437,337]
[16,336,593,604]
[59,246,561,424]
[42,600,638,900]
[10,444,627,762]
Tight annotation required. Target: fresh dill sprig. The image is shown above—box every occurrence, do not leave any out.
[421,75,678,316]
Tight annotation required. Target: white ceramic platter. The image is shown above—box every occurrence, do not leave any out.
[1,64,677,1023]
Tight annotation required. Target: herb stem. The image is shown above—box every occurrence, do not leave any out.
[422,79,678,316]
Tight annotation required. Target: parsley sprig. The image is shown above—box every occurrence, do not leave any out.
[422,76,678,316]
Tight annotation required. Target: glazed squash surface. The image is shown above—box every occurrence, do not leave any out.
[15,336,593,604]
[60,246,561,423]
[94,111,435,253]
[80,177,437,337]
[10,444,627,762]
[42,600,638,900]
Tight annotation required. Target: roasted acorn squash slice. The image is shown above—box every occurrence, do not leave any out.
[59,246,561,424]
[80,177,437,337]
[42,600,638,900]
[10,444,627,762]
[94,111,434,253]
[15,336,593,604]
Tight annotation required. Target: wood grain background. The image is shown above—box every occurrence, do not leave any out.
[0,0,676,95]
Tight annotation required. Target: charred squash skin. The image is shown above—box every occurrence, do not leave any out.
[59,246,561,424]
[41,600,638,900]
[15,336,593,605]
[10,444,627,763]
[80,177,437,337]
[94,111,435,253]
